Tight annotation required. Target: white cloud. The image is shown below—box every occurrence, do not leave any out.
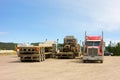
[56,0,120,32]
[19,0,120,32]
[0,32,7,35]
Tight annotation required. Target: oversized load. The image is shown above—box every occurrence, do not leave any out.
[39,41,56,58]
[56,36,80,59]
[16,44,45,62]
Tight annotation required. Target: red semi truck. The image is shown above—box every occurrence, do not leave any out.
[83,32,105,63]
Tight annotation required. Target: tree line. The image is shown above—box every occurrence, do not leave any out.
[0,42,40,50]
[106,41,120,56]
[0,42,17,50]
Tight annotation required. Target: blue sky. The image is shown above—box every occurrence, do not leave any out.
[0,0,120,45]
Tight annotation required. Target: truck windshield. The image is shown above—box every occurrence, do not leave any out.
[86,41,100,46]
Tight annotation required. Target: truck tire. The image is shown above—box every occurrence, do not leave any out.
[20,59,24,62]
[41,54,43,61]
[100,60,103,63]
[21,60,24,62]
[83,60,87,63]
[20,58,24,62]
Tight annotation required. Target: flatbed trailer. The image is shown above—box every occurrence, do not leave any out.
[17,46,45,62]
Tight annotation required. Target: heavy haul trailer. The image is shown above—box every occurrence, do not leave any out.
[16,46,45,62]
[56,36,80,59]
[83,32,105,63]
[39,41,56,58]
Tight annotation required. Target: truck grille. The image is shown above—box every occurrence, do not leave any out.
[88,48,98,56]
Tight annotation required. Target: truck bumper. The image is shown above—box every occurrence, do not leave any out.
[83,56,103,61]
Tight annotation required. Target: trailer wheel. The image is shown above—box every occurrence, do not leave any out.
[41,54,43,61]
[100,60,103,63]
[83,60,87,63]
[20,58,24,62]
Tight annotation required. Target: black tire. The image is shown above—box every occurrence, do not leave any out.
[83,60,87,63]
[100,60,103,63]
[41,54,43,61]
[20,59,24,62]
[20,58,24,62]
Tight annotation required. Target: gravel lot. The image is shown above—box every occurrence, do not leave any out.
[0,55,120,80]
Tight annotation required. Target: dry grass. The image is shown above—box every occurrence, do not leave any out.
[0,52,17,56]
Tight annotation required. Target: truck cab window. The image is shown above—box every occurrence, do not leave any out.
[86,41,100,46]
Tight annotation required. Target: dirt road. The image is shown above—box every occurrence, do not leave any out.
[0,55,120,80]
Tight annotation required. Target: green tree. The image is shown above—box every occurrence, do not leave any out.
[106,41,120,56]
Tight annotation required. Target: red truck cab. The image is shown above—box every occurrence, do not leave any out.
[83,35,105,63]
